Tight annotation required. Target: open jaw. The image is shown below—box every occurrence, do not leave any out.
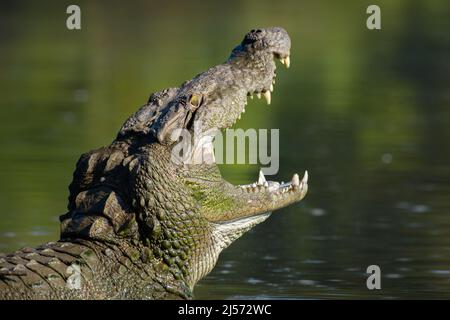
[228,55,308,201]
[192,53,309,229]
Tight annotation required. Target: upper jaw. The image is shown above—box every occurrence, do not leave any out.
[228,53,291,128]
[188,50,291,133]
[249,52,290,99]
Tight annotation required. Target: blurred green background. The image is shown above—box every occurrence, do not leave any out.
[0,0,449,299]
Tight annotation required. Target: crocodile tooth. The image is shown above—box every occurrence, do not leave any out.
[256,92,261,99]
[263,181,269,187]
[280,58,285,65]
[268,181,280,192]
[270,84,274,92]
[284,56,290,68]
[242,108,245,113]
[291,173,300,187]
[258,170,266,185]
[263,91,271,105]
[302,170,308,184]
[238,114,241,120]
[250,95,253,99]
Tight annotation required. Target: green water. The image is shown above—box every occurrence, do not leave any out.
[0,1,449,299]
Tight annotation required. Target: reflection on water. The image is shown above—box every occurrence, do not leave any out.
[0,1,449,299]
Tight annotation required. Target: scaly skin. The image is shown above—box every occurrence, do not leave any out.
[0,27,308,299]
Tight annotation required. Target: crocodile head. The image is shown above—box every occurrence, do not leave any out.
[152,27,292,144]
[142,27,308,287]
[63,27,308,295]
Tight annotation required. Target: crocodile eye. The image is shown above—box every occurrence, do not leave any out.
[189,93,202,108]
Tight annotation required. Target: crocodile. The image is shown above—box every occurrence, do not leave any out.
[0,27,308,299]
